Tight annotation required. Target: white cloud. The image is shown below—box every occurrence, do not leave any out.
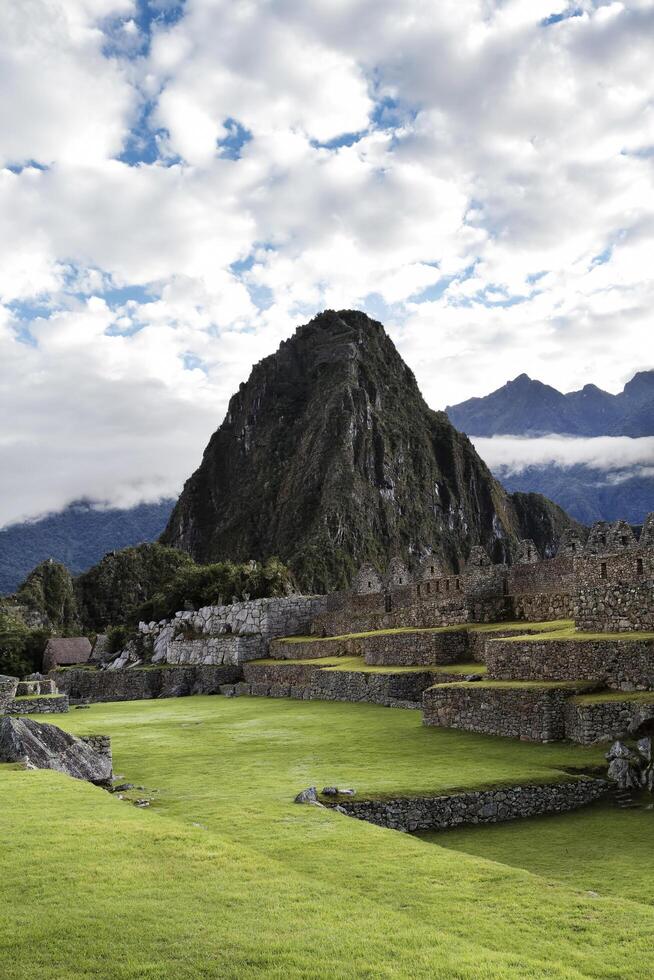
[1,0,653,526]
[472,435,654,475]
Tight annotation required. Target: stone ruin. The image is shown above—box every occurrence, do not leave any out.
[0,672,110,785]
[47,513,654,756]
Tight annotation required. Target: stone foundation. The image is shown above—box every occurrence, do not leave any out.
[7,694,69,715]
[327,777,608,832]
[51,665,241,703]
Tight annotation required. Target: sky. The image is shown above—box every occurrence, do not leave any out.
[1,0,653,527]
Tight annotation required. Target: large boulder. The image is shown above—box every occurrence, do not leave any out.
[0,675,18,714]
[0,716,112,786]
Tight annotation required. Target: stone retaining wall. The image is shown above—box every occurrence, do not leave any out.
[241,661,432,707]
[164,635,266,666]
[269,637,360,660]
[510,592,575,623]
[485,637,654,689]
[423,683,576,741]
[7,694,69,715]
[327,778,608,832]
[564,697,654,745]
[271,630,469,666]
[51,665,241,703]
[575,581,654,632]
[361,631,468,666]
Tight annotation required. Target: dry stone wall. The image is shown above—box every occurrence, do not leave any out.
[423,683,577,741]
[7,694,69,715]
[52,665,240,703]
[328,778,608,832]
[485,637,654,690]
[241,661,433,708]
[575,581,654,632]
[564,697,654,745]
[0,675,18,713]
[511,592,574,622]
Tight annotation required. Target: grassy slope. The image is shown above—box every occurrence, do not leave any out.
[2,696,653,978]
[426,802,654,906]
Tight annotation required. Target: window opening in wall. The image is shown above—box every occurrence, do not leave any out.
[435,581,440,593]
[445,579,450,592]
[224,624,233,634]
[430,565,434,575]
[385,594,392,613]
[637,558,644,576]
[398,577,402,584]
[600,535,606,546]
[621,536,628,546]
[367,581,372,588]
[417,583,421,596]
[455,578,460,590]
[600,562,607,579]
[426,582,431,594]
[570,543,576,552]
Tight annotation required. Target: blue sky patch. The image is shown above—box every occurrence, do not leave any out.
[217,119,253,160]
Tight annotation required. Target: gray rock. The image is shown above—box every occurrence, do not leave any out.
[0,675,18,714]
[294,786,318,804]
[0,716,112,786]
[322,786,339,796]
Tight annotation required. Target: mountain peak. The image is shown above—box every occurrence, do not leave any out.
[161,311,573,590]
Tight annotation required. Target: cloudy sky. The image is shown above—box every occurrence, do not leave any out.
[1,0,653,526]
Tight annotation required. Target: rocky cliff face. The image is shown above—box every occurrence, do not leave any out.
[161,310,577,591]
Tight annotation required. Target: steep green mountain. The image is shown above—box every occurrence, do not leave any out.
[0,499,175,595]
[161,310,577,591]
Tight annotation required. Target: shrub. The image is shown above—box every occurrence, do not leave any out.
[135,558,294,624]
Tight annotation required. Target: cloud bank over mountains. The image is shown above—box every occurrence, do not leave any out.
[474,435,654,478]
[1,0,653,526]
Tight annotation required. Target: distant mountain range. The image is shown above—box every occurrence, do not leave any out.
[0,499,174,595]
[446,371,654,525]
[447,370,654,437]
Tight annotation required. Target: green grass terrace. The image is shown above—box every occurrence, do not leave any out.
[2,696,654,978]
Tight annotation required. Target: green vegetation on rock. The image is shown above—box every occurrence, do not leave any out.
[15,560,79,630]
[74,543,195,630]
[136,556,294,624]
[0,611,50,677]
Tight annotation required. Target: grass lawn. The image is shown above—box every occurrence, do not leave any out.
[498,628,654,643]
[276,619,573,644]
[2,696,652,978]
[425,800,654,906]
